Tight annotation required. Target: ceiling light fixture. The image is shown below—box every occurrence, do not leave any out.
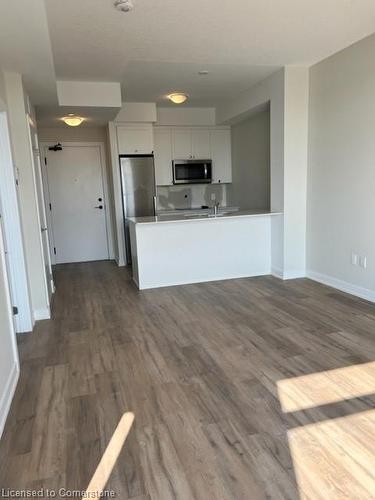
[62,115,84,127]
[198,70,209,75]
[114,0,134,12]
[168,93,188,104]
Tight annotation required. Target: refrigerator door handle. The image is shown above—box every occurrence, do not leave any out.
[153,195,158,215]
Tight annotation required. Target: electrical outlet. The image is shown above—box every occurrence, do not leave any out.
[359,256,367,269]
[351,253,358,266]
[210,193,216,201]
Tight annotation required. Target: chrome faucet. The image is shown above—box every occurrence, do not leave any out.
[213,201,220,217]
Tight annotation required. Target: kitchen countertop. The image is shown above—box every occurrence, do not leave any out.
[127,209,282,224]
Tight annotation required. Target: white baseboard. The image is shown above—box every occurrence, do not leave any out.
[283,270,306,280]
[115,256,126,267]
[0,362,19,439]
[307,270,375,303]
[138,270,271,290]
[34,306,51,321]
[271,267,283,279]
[272,267,306,280]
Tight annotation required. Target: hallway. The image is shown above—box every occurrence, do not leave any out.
[0,262,374,499]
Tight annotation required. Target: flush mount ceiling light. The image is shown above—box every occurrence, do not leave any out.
[168,93,188,104]
[114,0,134,12]
[198,70,209,75]
[62,114,84,127]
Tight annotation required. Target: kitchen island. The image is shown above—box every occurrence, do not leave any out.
[128,209,282,290]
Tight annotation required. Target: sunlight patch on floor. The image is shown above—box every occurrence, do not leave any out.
[287,408,375,499]
[277,361,375,413]
[84,412,135,499]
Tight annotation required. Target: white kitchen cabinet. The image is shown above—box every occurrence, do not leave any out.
[154,126,232,184]
[154,128,173,185]
[117,125,154,155]
[210,129,232,184]
[172,129,192,159]
[172,128,211,159]
[191,129,211,158]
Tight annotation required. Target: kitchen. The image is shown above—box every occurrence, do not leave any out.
[111,102,281,289]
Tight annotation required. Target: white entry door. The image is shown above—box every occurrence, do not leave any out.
[45,144,109,264]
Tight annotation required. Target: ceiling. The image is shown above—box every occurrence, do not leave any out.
[2,0,375,124]
[0,0,57,105]
[44,0,375,108]
[36,106,119,128]
[120,61,280,107]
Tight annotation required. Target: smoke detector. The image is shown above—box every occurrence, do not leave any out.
[114,0,134,12]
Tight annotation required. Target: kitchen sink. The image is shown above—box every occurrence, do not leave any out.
[183,211,231,219]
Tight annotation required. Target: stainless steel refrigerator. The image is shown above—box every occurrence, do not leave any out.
[120,155,156,264]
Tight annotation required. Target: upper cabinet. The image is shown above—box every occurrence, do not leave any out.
[154,128,173,186]
[191,129,211,159]
[172,129,192,159]
[153,126,232,186]
[210,129,232,184]
[172,128,211,159]
[117,124,154,155]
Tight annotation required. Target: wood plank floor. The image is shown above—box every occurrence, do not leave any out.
[0,261,374,499]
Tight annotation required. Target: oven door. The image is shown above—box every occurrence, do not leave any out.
[173,160,212,184]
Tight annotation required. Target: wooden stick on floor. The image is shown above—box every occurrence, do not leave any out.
[83,412,135,499]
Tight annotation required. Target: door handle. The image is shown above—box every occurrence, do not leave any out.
[41,227,48,232]
[94,205,104,209]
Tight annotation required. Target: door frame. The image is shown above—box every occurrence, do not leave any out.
[40,141,114,265]
[28,120,54,298]
[0,111,33,333]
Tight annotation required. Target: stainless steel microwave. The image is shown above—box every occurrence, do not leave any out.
[173,159,212,184]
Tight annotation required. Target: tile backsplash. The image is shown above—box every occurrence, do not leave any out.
[156,184,229,211]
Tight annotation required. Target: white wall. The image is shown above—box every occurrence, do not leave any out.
[57,81,121,108]
[38,126,108,143]
[217,68,309,279]
[4,72,49,321]
[0,222,19,437]
[0,73,6,110]
[0,72,20,438]
[156,107,216,126]
[0,110,33,333]
[283,67,309,278]
[307,33,375,300]
[217,69,285,211]
[229,108,270,210]
[115,103,157,123]
[217,69,286,274]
